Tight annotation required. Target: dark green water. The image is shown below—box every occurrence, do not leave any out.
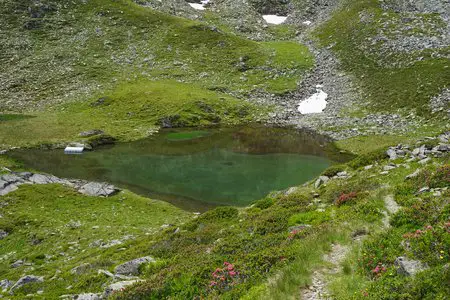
[10,127,347,211]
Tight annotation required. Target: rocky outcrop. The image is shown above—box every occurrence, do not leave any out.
[9,275,44,294]
[394,256,428,276]
[114,256,156,276]
[0,172,120,197]
[386,140,450,161]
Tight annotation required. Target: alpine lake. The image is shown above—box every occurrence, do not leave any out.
[9,126,351,211]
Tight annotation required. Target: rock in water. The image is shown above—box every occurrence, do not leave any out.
[394,256,428,276]
[77,182,119,197]
[9,275,44,294]
[114,256,156,275]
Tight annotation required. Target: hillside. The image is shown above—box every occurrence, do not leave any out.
[0,0,449,299]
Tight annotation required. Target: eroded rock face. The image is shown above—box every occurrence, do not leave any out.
[114,256,156,276]
[394,256,428,276]
[0,172,120,197]
[9,275,44,294]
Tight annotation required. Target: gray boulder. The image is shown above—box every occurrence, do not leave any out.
[386,148,397,160]
[10,260,23,268]
[394,256,428,276]
[0,230,8,240]
[314,176,329,188]
[77,182,119,197]
[70,263,92,275]
[9,275,44,294]
[0,279,13,291]
[103,280,142,297]
[114,256,155,276]
[74,293,102,300]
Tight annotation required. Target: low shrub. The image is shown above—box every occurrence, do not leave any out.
[347,148,388,170]
[288,210,331,226]
[321,165,345,177]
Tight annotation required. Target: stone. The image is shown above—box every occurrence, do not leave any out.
[383,165,396,171]
[418,157,431,165]
[314,176,329,188]
[0,279,13,291]
[9,275,44,294]
[70,263,91,275]
[394,256,428,276]
[98,269,115,278]
[114,256,156,275]
[77,182,119,197]
[336,171,348,177]
[103,280,142,297]
[79,130,104,137]
[418,187,430,194]
[405,169,421,180]
[74,293,101,300]
[11,260,23,268]
[0,230,8,240]
[364,165,373,170]
[386,148,397,160]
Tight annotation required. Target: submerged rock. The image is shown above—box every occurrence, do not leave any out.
[114,256,156,276]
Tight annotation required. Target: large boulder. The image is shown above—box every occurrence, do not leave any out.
[394,256,428,276]
[9,275,44,294]
[114,256,156,276]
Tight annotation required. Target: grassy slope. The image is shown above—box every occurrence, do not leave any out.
[0,0,313,148]
[0,184,191,298]
[314,0,449,116]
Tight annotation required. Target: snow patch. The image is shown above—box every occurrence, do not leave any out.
[302,20,312,26]
[298,86,328,114]
[188,0,210,10]
[188,3,205,10]
[262,15,287,25]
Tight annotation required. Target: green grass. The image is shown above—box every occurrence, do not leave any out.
[0,80,271,148]
[314,0,450,116]
[1,0,313,113]
[0,184,191,298]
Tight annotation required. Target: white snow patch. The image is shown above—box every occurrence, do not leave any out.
[188,0,210,10]
[302,20,312,26]
[188,3,205,10]
[262,15,287,25]
[298,88,328,114]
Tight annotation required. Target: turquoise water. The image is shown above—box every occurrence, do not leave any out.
[10,127,344,211]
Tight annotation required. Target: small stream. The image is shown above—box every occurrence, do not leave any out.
[9,126,349,211]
